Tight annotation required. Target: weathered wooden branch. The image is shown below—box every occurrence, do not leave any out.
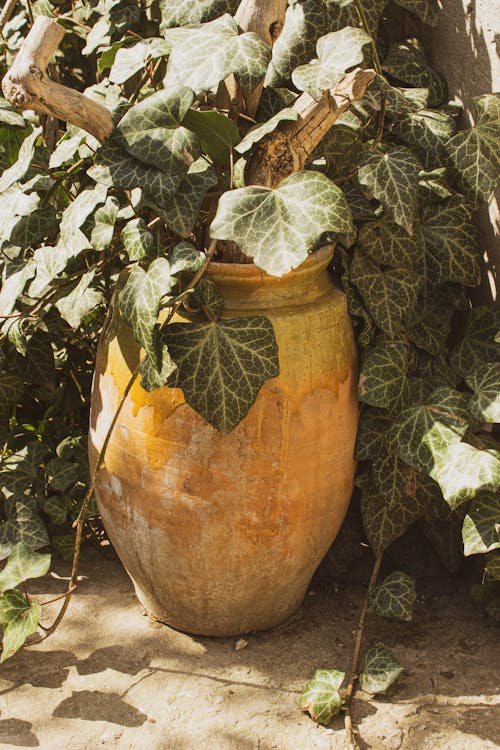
[2,17,114,143]
[246,68,376,188]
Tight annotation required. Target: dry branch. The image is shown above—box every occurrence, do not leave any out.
[2,16,114,143]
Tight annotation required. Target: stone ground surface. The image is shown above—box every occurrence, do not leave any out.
[0,545,499,750]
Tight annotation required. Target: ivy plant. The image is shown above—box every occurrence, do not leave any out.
[0,4,498,737]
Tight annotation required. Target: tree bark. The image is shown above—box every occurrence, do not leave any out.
[2,17,114,144]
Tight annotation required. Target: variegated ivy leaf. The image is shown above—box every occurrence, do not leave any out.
[161,159,218,237]
[355,408,394,460]
[49,132,87,169]
[109,38,170,84]
[210,171,353,277]
[0,258,36,317]
[170,241,205,275]
[159,0,239,31]
[368,571,417,621]
[391,386,472,474]
[415,471,454,523]
[163,317,279,432]
[45,457,81,492]
[191,278,225,319]
[451,307,500,379]
[375,76,428,116]
[0,542,51,593]
[407,284,467,358]
[418,167,453,202]
[140,344,176,392]
[0,374,24,419]
[382,43,447,107]
[430,442,500,510]
[372,451,420,509]
[358,147,422,232]
[360,473,419,552]
[24,331,55,390]
[90,142,183,209]
[184,110,241,166]
[0,186,39,245]
[55,271,104,330]
[119,259,173,368]
[236,109,299,155]
[89,196,119,252]
[0,127,42,194]
[357,219,425,271]
[0,98,25,128]
[445,94,500,205]
[59,184,108,255]
[486,550,500,580]
[164,15,271,95]
[29,245,71,297]
[351,250,422,337]
[0,589,41,662]
[0,443,47,495]
[392,0,438,25]
[4,496,49,553]
[42,494,71,526]
[312,124,365,181]
[394,108,456,153]
[421,198,480,287]
[359,645,404,695]
[299,669,345,725]
[357,340,411,412]
[462,493,500,556]
[121,218,154,261]
[466,363,500,423]
[115,85,199,175]
[292,27,371,100]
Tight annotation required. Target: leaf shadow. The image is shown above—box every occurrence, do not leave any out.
[0,718,39,747]
[52,690,147,727]
[0,649,77,690]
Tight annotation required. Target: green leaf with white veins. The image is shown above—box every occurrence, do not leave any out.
[164,15,270,94]
[0,543,51,593]
[358,147,421,232]
[445,94,500,205]
[109,38,170,84]
[368,571,417,621]
[355,408,394,460]
[357,219,425,272]
[90,196,119,252]
[121,218,154,261]
[0,443,48,495]
[394,108,456,152]
[0,259,36,317]
[170,241,205,275]
[462,493,500,556]
[360,475,420,552]
[359,645,404,695]
[161,159,217,237]
[0,374,24,419]
[210,171,353,277]
[0,589,41,662]
[56,271,104,329]
[159,0,239,30]
[119,259,173,368]
[467,363,500,423]
[451,307,500,379]
[351,250,422,337]
[392,0,438,25]
[292,27,371,100]
[115,86,199,174]
[358,340,411,412]
[163,317,279,432]
[6,497,49,553]
[382,43,447,107]
[431,442,500,509]
[59,184,108,255]
[0,127,41,193]
[300,669,345,725]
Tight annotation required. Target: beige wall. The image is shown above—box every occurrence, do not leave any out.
[426,0,500,302]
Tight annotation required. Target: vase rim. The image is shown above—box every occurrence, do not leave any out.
[207,243,334,279]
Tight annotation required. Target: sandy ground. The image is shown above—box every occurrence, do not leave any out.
[0,545,499,750]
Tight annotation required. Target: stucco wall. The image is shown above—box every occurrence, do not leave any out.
[426,0,499,302]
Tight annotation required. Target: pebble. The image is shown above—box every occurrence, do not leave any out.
[235,638,248,650]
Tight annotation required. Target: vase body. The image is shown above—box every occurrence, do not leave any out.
[89,246,358,636]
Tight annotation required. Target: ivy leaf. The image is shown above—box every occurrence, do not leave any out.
[367,571,417,621]
[165,14,271,94]
[467,363,500,423]
[358,147,422,232]
[462,493,500,556]
[392,0,438,25]
[0,127,42,193]
[394,108,456,152]
[24,331,55,390]
[0,99,26,128]
[445,94,500,205]
[140,344,177,392]
[418,167,454,201]
[0,373,24,420]
[0,589,41,662]
[358,340,411,412]
[0,443,47,495]
[45,457,81,492]
[159,0,239,31]
[360,471,420,552]
[299,669,345,725]
[115,85,199,175]
[351,250,422,337]
[357,219,425,272]
[6,497,49,553]
[0,543,51,593]
[210,171,353,277]
[430,442,500,510]
[382,43,447,107]
[121,218,154,261]
[42,495,71,526]
[235,109,299,155]
[119,259,173,367]
[292,27,371,100]
[451,307,500,379]
[89,196,119,252]
[191,279,225,319]
[313,124,365,181]
[0,258,36,318]
[391,386,471,474]
[55,270,104,329]
[161,159,218,236]
[359,645,404,695]
[9,206,57,250]
[29,245,70,297]
[59,184,109,255]
[184,110,240,166]
[163,317,279,432]
[170,241,205,275]
[109,38,170,84]
[421,198,480,287]
[355,408,394,460]
[486,551,500,581]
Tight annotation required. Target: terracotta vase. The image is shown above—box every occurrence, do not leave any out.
[89,245,358,636]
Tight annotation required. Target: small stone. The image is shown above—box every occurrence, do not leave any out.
[235,638,248,650]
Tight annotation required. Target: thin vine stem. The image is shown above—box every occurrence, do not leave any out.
[352,0,386,149]
[40,239,218,638]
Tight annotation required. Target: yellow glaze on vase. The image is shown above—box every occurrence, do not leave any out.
[89,245,359,636]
